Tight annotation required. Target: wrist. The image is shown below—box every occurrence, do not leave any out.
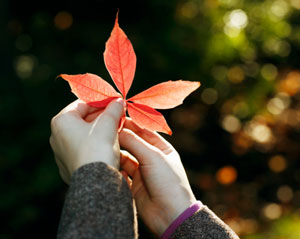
[75,147,120,171]
[161,201,203,239]
[75,158,119,172]
[157,197,197,235]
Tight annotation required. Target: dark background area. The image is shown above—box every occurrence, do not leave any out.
[2,0,300,238]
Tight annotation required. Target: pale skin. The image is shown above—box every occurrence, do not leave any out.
[50,99,196,236]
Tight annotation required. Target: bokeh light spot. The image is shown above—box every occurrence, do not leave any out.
[291,0,300,9]
[201,88,218,105]
[275,21,292,38]
[240,45,257,62]
[240,219,258,234]
[205,0,219,9]
[233,131,252,154]
[270,0,290,19]
[223,9,248,37]
[267,93,290,115]
[14,55,37,79]
[279,92,294,108]
[263,203,282,220]
[179,2,198,19]
[233,101,249,118]
[226,219,241,235]
[246,122,273,144]
[54,11,73,30]
[221,99,236,114]
[252,125,272,143]
[222,114,241,133]
[261,64,278,81]
[277,185,293,203]
[267,98,285,115]
[227,9,248,29]
[263,38,291,57]
[227,66,244,83]
[278,71,300,96]
[226,217,259,235]
[219,0,241,7]
[268,155,287,173]
[216,166,238,185]
[211,66,228,81]
[279,109,300,127]
[277,40,291,57]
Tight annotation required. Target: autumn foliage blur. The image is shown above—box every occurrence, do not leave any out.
[2,0,300,238]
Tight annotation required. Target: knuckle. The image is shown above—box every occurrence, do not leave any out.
[123,128,137,140]
[50,116,56,129]
[50,115,61,130]
[50,113,69,131]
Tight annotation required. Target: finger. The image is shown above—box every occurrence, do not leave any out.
[60,99,100,119]
[119,128,163,166]
[84,108,105,122]
[123,117,173,153]
[120,150,139,177]
[92,98,125,136]
[131,169,144,198]
[120,170,132,188]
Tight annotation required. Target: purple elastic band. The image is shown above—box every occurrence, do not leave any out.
[161,201,203,239]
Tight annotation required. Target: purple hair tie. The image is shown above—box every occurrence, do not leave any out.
[161,201,203,239]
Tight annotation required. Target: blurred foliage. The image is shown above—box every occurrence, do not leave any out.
[2,0,300,238]
[245,214,300,238]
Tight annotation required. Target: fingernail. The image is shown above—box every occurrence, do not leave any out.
[115,98,126,108]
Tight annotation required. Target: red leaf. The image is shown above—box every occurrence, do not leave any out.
[87,97,119,108]
[61,13,201,135]
[104,13,136,98]
[128,80,200,109]
[127,102,172,135]
[60,73,121,105]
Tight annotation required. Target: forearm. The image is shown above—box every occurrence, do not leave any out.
[57,162,136,239]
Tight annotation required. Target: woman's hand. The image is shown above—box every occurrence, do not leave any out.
[50,99,125,184]
[119,118,196,236]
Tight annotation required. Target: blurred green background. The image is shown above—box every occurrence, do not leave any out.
[1,0,300,238]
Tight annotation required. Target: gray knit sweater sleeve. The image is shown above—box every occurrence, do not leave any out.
[57,162,136,239]
[171,206,239,239]
[57,162,238,239]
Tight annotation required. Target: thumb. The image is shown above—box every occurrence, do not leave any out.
[92,98,125,137]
